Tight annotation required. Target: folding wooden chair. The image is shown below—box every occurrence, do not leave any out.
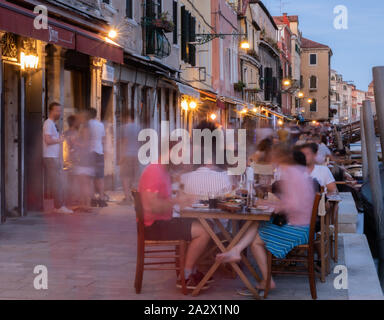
[132,190,187,295]
[264,193,322,300]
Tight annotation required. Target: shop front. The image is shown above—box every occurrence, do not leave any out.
[0,0,123,222]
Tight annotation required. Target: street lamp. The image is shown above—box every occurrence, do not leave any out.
[210,113,217,121]
[298,91,304,98]
[108,29,118,39]
[240,40,250,50]
[307,98,313,104]
[189,101,197,110]
[282,79,291,86]
[20,51,39,71]
[181,99,189,111]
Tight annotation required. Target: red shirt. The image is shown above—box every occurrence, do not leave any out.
[138,164,172,227]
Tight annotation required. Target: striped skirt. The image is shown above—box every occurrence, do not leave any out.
[258,221,310,259]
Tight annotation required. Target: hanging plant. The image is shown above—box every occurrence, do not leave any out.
[234,81,246,92]
[153,12,175,33]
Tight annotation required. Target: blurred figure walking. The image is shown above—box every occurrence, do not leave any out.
[88,108,108,207]
[43,102,73,214]
[119,114,141,205]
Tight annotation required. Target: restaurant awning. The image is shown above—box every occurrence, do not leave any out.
[176,82,200,100]
[0,0,123,64]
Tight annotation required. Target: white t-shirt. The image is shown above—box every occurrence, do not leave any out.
[310,165,335,191]
[180,167,233,199]
[43,119,60,158]
[88,119,106,155]
[316,143,332,164]
[122,122,141,157]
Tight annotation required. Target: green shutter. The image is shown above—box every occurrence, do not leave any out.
[189,16,196,66]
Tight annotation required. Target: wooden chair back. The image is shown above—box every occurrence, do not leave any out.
[308,193,322,249]
[132,190,145,244]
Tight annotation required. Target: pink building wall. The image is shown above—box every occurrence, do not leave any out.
[211,0,239,99]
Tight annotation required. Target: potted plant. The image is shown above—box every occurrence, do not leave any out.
[248,49,260,61]
[154,12,175,33]
[260,28,266,40]
[234,81,246,92]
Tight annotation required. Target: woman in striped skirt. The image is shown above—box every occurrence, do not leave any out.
[217,144,315,291]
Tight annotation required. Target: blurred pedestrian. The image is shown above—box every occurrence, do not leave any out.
[88,108,108,207]
[43,102,73,214]
[119,114,141,205]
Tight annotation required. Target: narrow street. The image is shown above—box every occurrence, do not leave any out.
[0,193,379,300]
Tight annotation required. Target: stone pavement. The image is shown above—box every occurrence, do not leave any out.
[0,199,381,300]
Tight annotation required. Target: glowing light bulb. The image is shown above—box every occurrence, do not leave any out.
[108,30,118,39]
[210,113,217,121]
[181,100,189,111]
[189,101,197,110]
[240,41,250,50]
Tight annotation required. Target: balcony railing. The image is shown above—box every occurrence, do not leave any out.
[143,17,171,58]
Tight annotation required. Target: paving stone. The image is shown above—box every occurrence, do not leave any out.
[0,204,380,300]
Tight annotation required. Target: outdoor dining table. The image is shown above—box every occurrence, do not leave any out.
[180,206,273,299]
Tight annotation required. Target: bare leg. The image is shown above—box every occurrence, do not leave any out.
[122,177,131,200]
[250,233,276,289]
[216,222,259,263]
[185,221,211,271]
[95,178,105,200]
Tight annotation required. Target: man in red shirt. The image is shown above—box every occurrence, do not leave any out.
[139,162,211,289]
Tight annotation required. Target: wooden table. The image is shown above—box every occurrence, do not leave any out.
[180,208,272,299]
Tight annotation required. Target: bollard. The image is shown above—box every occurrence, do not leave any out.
[373,67,384,160]
[363,100,384,289]
[360,108,368,181]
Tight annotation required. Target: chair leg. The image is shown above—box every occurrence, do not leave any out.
[308,251,317,300]
[264,251,273,299]
[175,245,180,278]
[334,216,339,263]
[179,241,188,295]
[134,241,145,294]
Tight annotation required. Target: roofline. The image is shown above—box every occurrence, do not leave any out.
[250,0,278,30]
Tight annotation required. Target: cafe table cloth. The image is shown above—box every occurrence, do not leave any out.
[258,220,310,259]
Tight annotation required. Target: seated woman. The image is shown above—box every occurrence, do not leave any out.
[216,144,315,291]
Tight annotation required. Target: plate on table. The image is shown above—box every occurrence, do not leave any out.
[255,205,269,210]
[192,203,209,209]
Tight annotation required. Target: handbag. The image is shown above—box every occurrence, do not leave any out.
[272,213,287,227]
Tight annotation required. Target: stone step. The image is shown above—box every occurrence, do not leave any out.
[342,233,383,300]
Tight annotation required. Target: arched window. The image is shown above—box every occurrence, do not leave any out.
[310,75,317,89]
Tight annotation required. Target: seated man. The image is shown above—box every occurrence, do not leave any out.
[139,161,211,290]
[298,143,337,194]
[180,121,235,232]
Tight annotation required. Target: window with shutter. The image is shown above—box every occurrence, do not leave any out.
[259,66,264,89]
[272,77,277,96]
[173,1,178,44]
[309,53,317,65]
[264,67,273,101]
[126,0,133,19]
[181,6,187,61]
[310,98,317,112]
[310,75,317,89]
[189,16,196,66]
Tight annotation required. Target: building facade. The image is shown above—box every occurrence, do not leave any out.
[273,14,293,116]
[0,0,124,221]
[301,37,332,121]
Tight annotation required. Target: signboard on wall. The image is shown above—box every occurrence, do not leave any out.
[102,64,115,82]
